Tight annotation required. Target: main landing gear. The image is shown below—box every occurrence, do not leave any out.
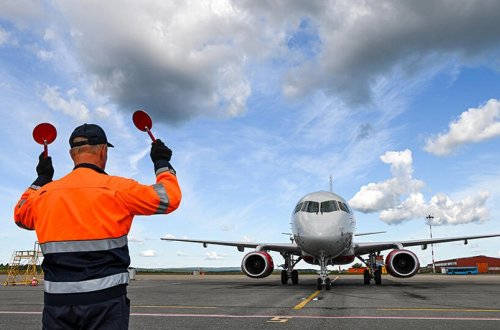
[358,253,382,285]
[280,253,301,285]
[317,252,332,291]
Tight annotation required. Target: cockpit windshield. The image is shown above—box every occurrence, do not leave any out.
[298,201,320,213]
[320,200,339,213]
[306,201,319,213]
[295,199,350,215]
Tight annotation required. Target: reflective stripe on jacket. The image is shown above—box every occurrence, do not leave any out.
[14,163,181,305]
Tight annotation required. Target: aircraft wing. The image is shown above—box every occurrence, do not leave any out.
[354,233,500,256]
[161,237,302,255]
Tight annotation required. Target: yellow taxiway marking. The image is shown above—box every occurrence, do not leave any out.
[293,290,321,310]
[134,305,217,309]
[379,308,500,313]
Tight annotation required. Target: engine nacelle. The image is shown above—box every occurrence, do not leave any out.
[385,249,420,278]
[241,251,274,278]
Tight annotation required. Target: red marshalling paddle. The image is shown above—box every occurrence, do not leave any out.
[132,110,156,142]
[33,123,57,158]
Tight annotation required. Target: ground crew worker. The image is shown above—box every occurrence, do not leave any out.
[14,123,181,329]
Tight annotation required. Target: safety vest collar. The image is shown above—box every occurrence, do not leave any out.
[73,163,108,175]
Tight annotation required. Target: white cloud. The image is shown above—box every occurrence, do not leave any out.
[0,28,9,46]
[43,29,55,41]
[95,106,111,119]
[128,146,149,173]
[176,250,188,257]
[220,223,235,232]
[37,50,54,61]
[284,2,500,105]
[162,234,176,239]
[0,0,45,25]
[54,1,259,123]
[378,193,426,223]
[139,250,157,257]
[349,150,424,212]
[379,191,489,225]
[128,235,144,243]
[3,1,500,124]
[425,99,500,156]
[42,86,90,121]
[350,149,490,225]
[214,64,251,118]
[205,251,224,260]
[429,192,490,225]
[242,236,253,243]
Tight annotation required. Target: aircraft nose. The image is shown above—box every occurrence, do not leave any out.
[297,234,344,257]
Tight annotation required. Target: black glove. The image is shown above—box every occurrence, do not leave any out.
[36,152,54,179]
[32,152,54,187]
[150,139,172,162]
[150,139,175,175]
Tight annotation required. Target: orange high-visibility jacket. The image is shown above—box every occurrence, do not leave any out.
[14,163,181,305]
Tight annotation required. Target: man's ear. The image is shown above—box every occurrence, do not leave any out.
[100,145,107,158]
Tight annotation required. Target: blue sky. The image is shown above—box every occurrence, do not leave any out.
[1,1,500,270]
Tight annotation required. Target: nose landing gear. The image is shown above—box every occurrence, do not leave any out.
[317,277,332,290]
[317,252,332,290]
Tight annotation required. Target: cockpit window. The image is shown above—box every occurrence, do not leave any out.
[306,201,319,213]
[338,201,350,213]
[297,200,346,214]
[294,202,303,214]
[321,200,339,213]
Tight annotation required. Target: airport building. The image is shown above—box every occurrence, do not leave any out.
[429,255,500,274]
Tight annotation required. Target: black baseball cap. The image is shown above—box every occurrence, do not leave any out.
[69,123,114,148]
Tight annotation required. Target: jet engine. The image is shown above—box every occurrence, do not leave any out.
[385,249,420,278]
[241,251,274,278]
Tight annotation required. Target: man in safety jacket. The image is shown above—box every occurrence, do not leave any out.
[14,123,181,329]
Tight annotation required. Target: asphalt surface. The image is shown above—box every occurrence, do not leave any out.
[1,274,499,329]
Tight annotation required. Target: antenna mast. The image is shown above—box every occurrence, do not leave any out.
[426,214,436,274]
[329,175,333,192]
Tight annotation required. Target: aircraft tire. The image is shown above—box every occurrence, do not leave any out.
[325,277,331,290]
[317,278,323,290]
[281,270,288,285]
[374,269,382,285]
[291,270,299,285]
[363,269,371,285]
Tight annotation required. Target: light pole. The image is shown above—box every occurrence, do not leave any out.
[426,215,436,273]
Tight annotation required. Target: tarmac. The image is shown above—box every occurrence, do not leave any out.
[1,273,499,329]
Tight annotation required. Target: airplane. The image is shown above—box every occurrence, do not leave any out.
[162,190,500,290]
